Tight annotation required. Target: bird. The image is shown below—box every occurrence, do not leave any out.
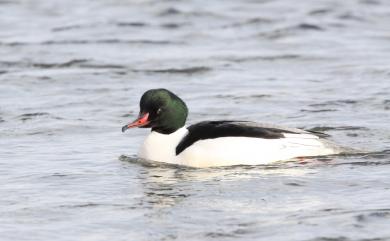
[122,88,349,168]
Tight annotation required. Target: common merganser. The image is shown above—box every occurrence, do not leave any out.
[122,89,347,168]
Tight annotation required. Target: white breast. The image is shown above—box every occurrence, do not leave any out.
[138,128,342,168]
[138,127,188,165]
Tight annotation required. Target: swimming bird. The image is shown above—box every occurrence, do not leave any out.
[122,89,347,168]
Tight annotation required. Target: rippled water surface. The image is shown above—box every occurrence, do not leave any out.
[1,0,390,240]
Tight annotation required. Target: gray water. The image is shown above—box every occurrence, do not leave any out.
[1,0,390,240]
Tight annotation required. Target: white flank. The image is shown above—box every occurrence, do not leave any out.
[138,127,342,168]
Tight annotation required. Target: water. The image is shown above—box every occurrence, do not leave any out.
[1,0,390,240]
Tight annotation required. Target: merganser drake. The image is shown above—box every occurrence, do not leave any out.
[122,89,347,168]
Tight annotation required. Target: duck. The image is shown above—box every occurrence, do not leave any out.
[122,88,347,168]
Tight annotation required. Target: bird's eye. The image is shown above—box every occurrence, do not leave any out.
[157,108,162,115]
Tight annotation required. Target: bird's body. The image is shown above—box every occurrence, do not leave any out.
[138,122,342,168]
[122,89,349,168]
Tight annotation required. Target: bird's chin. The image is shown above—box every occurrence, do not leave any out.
[139,121,154,129]
[139,125,151,129]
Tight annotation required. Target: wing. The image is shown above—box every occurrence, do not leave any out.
[230,121,330,138]
[175,121,329,155]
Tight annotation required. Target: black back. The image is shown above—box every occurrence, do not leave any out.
[175,121,308,155]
